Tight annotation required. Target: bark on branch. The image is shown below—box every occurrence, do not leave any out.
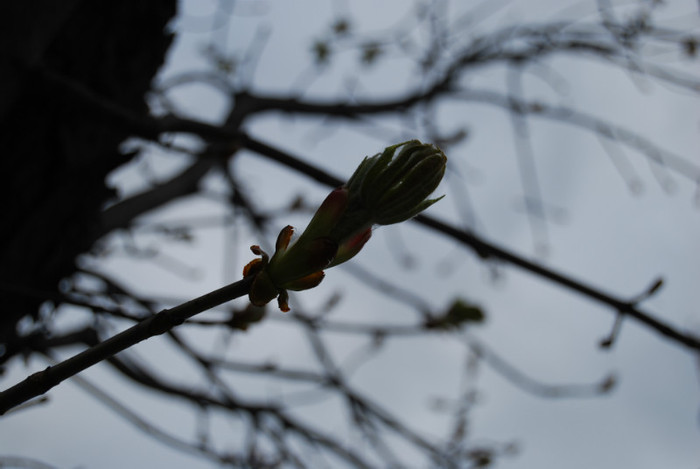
[0,277,252,415]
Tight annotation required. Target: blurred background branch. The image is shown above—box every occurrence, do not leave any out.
[1,1,699,468]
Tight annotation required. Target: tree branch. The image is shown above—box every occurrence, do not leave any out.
[99,157,217,237]
[28,60,700,351]
[238,133,700,353]
[0,276,253,416]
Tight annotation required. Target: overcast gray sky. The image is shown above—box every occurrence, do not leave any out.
[1,1,699,468]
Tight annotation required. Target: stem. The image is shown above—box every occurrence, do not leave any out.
[414,214,700,351]
[0,277,253,416]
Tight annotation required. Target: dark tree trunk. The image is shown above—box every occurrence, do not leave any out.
[0,1,177,362]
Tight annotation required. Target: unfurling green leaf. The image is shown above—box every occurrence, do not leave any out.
[426,299,486,330]
[244,140,447,312]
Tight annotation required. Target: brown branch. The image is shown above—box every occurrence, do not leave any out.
[0,276,253,416]
[237,133,700,353]
[103,354,374,468]
[99,158,217,237]
[270,311,613,400]
[50,366,243,466]
[413,214,700,351]
[456,88,700,182]
[28,60,700,352]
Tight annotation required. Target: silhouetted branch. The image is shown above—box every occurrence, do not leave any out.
[38,61,700,352]
[7,3,698,467]
[103,355,376,468]
[0,277,253,415]
[239,132,700,352]
[20,60,700,352]
[465,335,616,398]
[53,366,241,466]
[456,88,700,182]
[277,309,615,401]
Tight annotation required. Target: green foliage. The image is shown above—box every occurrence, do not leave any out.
[332,18,350,36]
[426,299,486,330]
[312,40,331,64]
[227,304,267,331]
[361,42,382,65]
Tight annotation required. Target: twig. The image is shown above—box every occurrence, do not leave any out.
[414,214,700,351]
[0,277,253,416]
[239,131,700,352]
[30,61,700,352]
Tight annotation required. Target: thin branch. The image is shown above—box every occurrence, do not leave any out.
[102,355,374,468]
[457,87,700,181]
[507,63,550,254]
[239,133,700,352]
[413,214,700,351]
[0,277,253,415]
[100,158,217,237]
[465,335,615,398]
[26,59,700,352]
[53,362,240,466]
[0,456,57,469]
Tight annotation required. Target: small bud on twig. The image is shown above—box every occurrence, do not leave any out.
[243,140,447,311]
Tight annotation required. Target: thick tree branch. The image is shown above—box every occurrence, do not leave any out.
[99,158,217,236]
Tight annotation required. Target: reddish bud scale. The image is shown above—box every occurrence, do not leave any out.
[243,140,446,311]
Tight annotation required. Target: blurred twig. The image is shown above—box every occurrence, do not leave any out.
[26,59,700,352]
